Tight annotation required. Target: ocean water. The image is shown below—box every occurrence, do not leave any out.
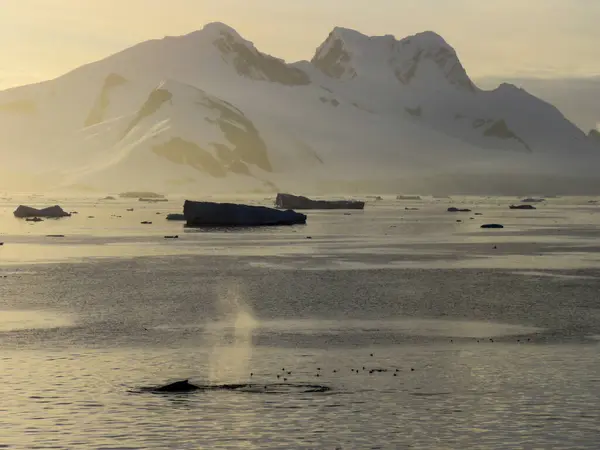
[1,194,600,449]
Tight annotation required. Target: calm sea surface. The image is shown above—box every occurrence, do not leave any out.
[1,195,600,449]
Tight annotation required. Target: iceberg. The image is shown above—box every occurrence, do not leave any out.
[184,200,306,227]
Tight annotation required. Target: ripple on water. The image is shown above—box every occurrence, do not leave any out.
[0,310,74,332]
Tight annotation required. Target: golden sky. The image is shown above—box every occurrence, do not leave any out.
[1,0,599,89]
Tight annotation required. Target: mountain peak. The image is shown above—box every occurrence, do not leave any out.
[201,21,240,35]
[123,21,311,87]
[206,23,310,86]
[400,30,450,48]
[312,27,475,92]
[188,22,250,46]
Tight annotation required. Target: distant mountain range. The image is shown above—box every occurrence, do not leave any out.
[477,75,600,135]
[0,22,599,194]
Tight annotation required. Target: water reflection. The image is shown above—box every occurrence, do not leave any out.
[0,310,73,331]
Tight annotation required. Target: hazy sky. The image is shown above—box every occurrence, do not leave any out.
[1,0,599,89]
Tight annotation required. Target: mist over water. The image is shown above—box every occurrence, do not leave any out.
[207,280,258,384]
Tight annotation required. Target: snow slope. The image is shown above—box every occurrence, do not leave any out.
[0,22,598,194]
[477,75,600,134]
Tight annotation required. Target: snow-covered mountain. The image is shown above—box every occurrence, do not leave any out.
[477,75,600,135]
[0,22,598,194]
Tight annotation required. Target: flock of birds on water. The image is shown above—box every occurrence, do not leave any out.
[243,339,533,382]
[148,340,536,394]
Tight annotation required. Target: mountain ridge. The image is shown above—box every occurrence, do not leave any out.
[0,22,598,194]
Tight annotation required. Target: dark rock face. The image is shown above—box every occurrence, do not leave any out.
[311,34,356,80]
[447,207,471,212]
[150,88,273,176]
[85,73,127,127]
[154,138,229,177]
[481,224,504,229]
[395,50,422,85]
[319,97,340,107]
[123,88,172,137]
[275,193,365,210]
[393,36,475,92]
[405,106,422,117]
[14,205,71,218]
[483,120,531,152]
[214,31,310,86]
[509,204,536,210]
[201,96,272,172]
[184,200,306,227]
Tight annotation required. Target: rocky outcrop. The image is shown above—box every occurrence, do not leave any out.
[154,138,229,177]
[214,27,310,86]
[319,97,340,107]
[122,88,172,138]
[447,207,471,212]
[138,198,168,202]
[392,32,475,92]
[509,204,536,210]
[184,200,306,226]
[481,224,504,229]
[405,106,422,117]
[483,120,531,152]
[201,95,272,172]
[14,205,71,218]
[275,193,365,210]
[311,32,356,80]
[120,192,164,199]
[85,73,127,127]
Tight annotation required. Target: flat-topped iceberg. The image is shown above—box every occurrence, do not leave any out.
[165,213,186,221]
[275,193,364,210]
[184,200,306,227]
[13,205,71,218]
[396,195,422,200]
